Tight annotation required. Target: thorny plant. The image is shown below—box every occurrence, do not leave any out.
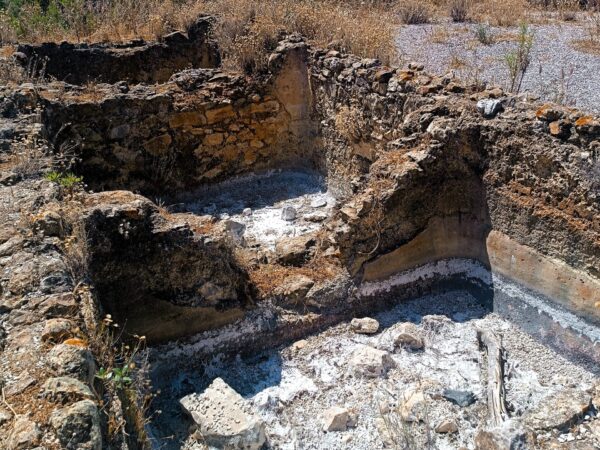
[504,21,534,93]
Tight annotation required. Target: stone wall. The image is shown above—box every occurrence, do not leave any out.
[16,16,220,84]
[42,43,316,195]
[305,43,599,325]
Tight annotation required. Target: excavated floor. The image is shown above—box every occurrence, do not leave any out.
[146,289,599,450]
[175,170,335,249]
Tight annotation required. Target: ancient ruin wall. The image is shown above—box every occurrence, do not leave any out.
[16,16,220,84]
[305,44,600,326]
[42,44,316,196]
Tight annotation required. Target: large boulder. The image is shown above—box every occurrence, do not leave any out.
[180,378,266,449]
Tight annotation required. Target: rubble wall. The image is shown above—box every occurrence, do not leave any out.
[16,17,220,84]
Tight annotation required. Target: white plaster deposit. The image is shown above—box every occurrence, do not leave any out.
[181,170,336,249]
[148,291,598,450]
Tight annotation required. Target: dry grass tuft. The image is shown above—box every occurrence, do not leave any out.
[448,0,472,22]
[398,0,432,24]
[0,0,399,71]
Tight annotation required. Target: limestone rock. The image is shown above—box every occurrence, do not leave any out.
[51,400,102,450]
[400,389,426,422]
[393,323,424,350]
[180,377,266,450]
[524,389,592,431]
[41,376,95,402]
[275,234,316,266]
[349,345,394,378]
[322,406,353,432]
[476,99,503,119]
[435,419,458,433]
[281,206,297,221]
[42,318,75,342]
[350,317,379,334]
[275,274,314,306]
[8,417,41,450]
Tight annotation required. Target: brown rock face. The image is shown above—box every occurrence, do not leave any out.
[81,192,251,343]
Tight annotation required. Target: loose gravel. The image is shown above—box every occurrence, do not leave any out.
[396,21,600,114]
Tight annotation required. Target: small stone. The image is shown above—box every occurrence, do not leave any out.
[435,419,459,433]
[350,317,380,334]
[281,206,297,221]
[224,220,246,243]
[400,389,426,422]
[42,318,75,342]
[322,406,350,432]
[310,198,328,208]
[393,323,423,350]
[476,99,503,119]
[304,212,328,222]
[180,378,266,450]
[0,407,13,426]
[242,208,252,216]
[442,389,477,407]
[349,345,394,378]
[8,416,41,450]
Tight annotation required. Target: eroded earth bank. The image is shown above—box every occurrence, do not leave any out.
[0,17,599,450]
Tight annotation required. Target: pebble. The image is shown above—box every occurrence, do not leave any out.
[281,206,297,221]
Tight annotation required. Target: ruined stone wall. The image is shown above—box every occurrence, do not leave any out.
[306,45,600,324]
[40,41,318,196]
[16,16,220,84]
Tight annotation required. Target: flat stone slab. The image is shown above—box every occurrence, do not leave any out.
[180,377,266,449]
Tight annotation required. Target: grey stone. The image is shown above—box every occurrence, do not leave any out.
[476,99,504,119]
[41,376,95,402]
[224,220,246,243]
[281,206,297,221]
[47,343,96,383]
[180,378,266,450]
[51,400,102,450]
[442,389,477,407]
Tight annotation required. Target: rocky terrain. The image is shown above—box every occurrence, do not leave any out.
[0,15,599,450]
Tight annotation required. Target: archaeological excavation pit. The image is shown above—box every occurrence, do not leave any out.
[2,21,599,450]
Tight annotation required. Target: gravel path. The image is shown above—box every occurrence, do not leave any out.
[396,22,600,114]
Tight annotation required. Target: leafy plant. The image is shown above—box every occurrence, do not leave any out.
[44,170,83,195]
[475,23,494,45]
[504,21,534,93]
[96,365,134,389]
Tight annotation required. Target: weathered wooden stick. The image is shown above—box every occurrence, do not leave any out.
[477,329,508,426]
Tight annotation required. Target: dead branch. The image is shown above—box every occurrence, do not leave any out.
[477,329,508,427]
